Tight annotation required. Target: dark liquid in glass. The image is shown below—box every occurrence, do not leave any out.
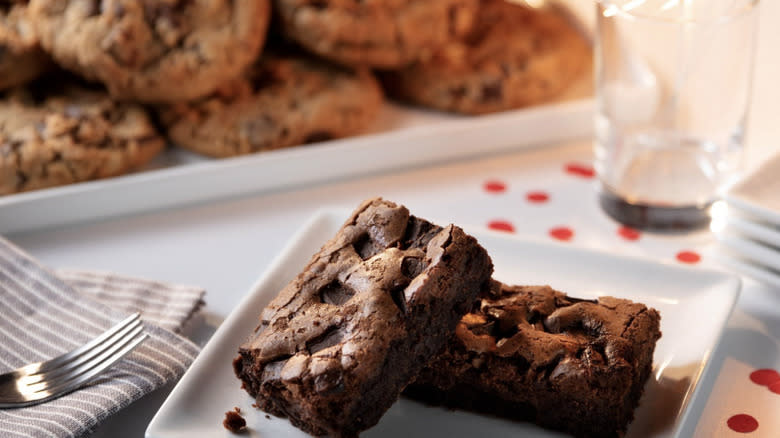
[599,186,713,231]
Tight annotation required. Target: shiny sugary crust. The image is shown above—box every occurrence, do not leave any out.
[405,282,662,438]
[0,1,51,90]
[157,52,383,158]
[0,82,165,195]
[28,0,270,102]
[233,198,493,438]
[273,0,479,68]
[380,0,592,114]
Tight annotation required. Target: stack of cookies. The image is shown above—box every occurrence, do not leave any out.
[0,0,590,195]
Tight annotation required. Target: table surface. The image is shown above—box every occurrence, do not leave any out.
[8,1,780,437]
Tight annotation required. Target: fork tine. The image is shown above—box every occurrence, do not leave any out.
[22,321,143,386]
[30,333,148,401]
[16,313,142,377]
[25,324,144,394]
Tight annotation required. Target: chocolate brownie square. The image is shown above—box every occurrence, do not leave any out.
[405,281,662,438]
[233,198,493,437]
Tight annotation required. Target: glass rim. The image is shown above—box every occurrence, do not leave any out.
[596,0,760,24]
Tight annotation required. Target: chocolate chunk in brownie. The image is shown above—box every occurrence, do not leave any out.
[233,198,493,437]
[405,281,662,438]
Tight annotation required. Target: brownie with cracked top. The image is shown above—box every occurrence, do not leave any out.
[405,281,661,438]
[233,198,493,437]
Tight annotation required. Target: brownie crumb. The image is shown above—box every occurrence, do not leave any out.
[264,414,270,420]
[223,407,247,433]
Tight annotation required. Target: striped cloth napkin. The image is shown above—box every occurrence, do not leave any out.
[0,237,204,438]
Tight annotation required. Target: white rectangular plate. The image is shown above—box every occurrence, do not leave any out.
[146,210,740,438]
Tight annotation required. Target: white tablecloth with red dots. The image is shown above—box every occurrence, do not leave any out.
[9,139,779,438]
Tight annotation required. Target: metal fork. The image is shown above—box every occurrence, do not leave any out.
[0,313,148,408]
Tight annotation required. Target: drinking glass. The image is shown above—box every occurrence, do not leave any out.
[594,0,760,230]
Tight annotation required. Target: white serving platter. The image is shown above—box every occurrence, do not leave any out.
[146,209,740,438]
[0,1,599,235]
[0,99,592,235]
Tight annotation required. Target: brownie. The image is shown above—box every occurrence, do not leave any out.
[233,198,493,437]
[405,281,662,438]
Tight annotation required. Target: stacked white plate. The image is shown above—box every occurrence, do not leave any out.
[714,154,780,288]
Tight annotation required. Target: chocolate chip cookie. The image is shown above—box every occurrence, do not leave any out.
[0,80,166,195]
[28,0,270,102]
[380,0,591,115]
[273,0,478,68]
[0,1,51,91]
[157,52,383,158]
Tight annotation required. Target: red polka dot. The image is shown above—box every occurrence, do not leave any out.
[526,191,549,203]
[488,220,515,233]
[565,163,595,178]
[769,381,780,395]
[484,180,507,193]
[727,414,759,433]
[676,251,701,264]
[549,227,574,241]
[618,226,641,241]
[750,369,780,386]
